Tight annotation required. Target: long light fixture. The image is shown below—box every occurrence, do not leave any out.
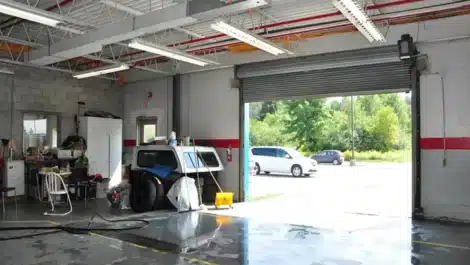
[332,0,386,43]
[0,3,60,27]
[129,39,219,66]
[210,20,293,56]
[73,64,129,79]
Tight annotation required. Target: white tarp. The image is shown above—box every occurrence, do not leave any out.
[167,176,200,212]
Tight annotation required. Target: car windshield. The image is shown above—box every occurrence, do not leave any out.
[286,148,304,158]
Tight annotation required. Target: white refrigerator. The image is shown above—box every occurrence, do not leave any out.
[79,117,122,198]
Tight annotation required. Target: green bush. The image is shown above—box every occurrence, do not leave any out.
[343,149,411,162]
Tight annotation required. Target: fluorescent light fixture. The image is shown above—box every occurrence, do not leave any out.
[210,20,293,56]
[73,64,129,79]
[0,3,60,27]
[332,0,386,43]
[129,39,219,66]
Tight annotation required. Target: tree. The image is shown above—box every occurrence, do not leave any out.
[249,112,288,147]
[370,107,399,151]
[283,99,327,152]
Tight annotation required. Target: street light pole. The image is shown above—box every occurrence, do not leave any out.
[350,95,356,166]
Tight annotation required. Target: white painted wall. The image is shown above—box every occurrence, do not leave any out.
[179,67,241,201]
[122,77,173,164]
[419,39,470,221]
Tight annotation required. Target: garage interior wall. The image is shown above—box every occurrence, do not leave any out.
[177,67,241,201]
[0,67,122,151]
[122,77,173,164]
[419,39,470,222]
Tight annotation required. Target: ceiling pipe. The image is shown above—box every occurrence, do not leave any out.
[114,0,422,60]
[131,2,470,66]
[0,0,74,30]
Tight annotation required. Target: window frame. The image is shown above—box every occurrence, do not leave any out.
[22,111,60,153]
[137,116,158,145]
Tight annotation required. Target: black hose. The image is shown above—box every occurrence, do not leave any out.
[0,212,150,241]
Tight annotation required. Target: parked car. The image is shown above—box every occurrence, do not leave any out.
[250,146,318,177]
[311,150,344,165]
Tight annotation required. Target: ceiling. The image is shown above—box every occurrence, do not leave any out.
[0,0,466,79]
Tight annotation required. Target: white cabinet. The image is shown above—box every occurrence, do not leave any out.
[3,160,25,196]
[79,117,122,195]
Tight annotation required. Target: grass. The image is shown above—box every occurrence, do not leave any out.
[248,193,284,202]
[343,149,411,163]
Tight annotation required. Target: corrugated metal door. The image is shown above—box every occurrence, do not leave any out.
[238,46,411,103]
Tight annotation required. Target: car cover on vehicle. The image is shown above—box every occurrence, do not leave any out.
[166,176,200,212]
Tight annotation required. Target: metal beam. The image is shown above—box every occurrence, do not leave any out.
[27,0,269,66]
[99,0,144,16]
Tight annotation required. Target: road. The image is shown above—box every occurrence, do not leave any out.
[215,162,412,229]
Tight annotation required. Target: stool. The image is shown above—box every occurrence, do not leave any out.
[1,187,17,219]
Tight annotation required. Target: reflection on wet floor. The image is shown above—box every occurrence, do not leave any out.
[97,212,470,265]
[2,210,470,265]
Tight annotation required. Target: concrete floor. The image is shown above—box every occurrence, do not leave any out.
[1,199,470,264]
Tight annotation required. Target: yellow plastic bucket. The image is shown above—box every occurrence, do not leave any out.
[215,192,234,208]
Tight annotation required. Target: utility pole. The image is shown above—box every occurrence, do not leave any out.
[350,95,356,166]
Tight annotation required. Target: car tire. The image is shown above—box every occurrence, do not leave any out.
[264,171,271,175]
[255,163,261,175]
[129,173,157,213]
[333,159,340,165]
[291,165,303,177]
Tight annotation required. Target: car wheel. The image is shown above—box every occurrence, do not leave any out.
[333,159,339,165]
[291,165,303,177]
[255,163,261,175]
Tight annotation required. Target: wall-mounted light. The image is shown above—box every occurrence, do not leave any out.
[398,34,418,60]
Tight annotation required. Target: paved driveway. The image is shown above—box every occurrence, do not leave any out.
[224,162,412,228]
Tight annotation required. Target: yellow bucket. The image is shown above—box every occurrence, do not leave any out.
[214,192,234,208]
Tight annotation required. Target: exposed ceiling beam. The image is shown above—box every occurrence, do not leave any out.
[99,0,144,16]
[0,0,95,29]
[173,26,205,38]
[99,1,204,38]
[27,0,268,66]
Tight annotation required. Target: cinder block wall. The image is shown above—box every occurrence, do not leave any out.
[122,77,173,164]
[0,67,123,153]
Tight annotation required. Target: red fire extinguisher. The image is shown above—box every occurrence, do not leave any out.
[226,145,233,163]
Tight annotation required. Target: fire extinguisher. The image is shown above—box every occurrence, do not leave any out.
[226,145,233,163]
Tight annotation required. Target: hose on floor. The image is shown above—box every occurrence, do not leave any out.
[0,211,150,241]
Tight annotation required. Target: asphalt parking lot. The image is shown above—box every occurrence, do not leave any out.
[245,162,412,224]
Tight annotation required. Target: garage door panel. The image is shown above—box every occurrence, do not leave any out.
[241,61,411,102]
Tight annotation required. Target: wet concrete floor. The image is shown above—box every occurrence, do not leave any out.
[1,200,470,264]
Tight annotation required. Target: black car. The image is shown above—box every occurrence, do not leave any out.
[311,150,344,165]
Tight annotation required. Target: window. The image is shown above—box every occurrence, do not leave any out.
[252,148,276,157]
[137,116,158,144]
[277,149,290,158]
[199,152,220,167]
[23,113,58,153]
[137,150,178,169]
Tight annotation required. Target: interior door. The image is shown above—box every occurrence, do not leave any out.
[86,118,109,179]
[108,119,122,188]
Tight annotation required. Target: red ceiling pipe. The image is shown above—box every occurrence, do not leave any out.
[132,2,467,66]
[0,0,74,30]
[115,0,422,60]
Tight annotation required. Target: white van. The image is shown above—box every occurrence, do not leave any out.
[250,146,318,177]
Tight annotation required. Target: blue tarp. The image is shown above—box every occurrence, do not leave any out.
[142,165,174,179]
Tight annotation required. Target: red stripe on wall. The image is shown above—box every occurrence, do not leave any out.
[123,139,137,147]
[194,139,240,149]
[421,137,470,150]
[123,139,240,148]
[125,137,470,150]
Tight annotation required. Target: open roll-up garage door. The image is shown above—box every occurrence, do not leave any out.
[238,46,412,102]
